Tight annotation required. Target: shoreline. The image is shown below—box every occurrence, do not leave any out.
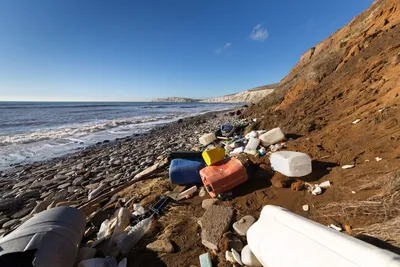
[0,108,246,234]
[0,105,242,174]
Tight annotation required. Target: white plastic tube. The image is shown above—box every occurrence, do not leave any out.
[247,205,400,267]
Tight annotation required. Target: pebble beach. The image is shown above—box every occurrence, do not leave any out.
[0,109,245,234]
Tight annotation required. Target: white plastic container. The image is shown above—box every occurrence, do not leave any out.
[259,128,285,146]
[247,205,400,267]
[270,151,312,177]
[199,133,217,146]
[117,217,153,254]
[245,137,260,151]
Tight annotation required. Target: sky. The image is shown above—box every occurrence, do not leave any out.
[0,0,373,101]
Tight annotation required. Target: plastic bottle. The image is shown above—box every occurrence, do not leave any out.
[259,128,285,146]
[117,217,153,254]
[270,151,312,177]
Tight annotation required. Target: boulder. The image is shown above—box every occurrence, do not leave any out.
[200,205,234,250]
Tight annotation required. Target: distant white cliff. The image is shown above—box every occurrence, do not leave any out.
[152,97,199,102]
[200,83,279,103]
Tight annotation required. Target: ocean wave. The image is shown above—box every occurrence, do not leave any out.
[0,115,176,146]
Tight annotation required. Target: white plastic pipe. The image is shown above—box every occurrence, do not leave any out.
[247,205,400,267]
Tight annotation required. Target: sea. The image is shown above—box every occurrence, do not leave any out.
[0,102,240,171]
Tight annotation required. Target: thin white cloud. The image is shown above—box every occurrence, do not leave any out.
[216,42,232,54]
[250,23,269,41]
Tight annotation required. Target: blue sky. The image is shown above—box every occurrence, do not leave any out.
[0,0,372,101]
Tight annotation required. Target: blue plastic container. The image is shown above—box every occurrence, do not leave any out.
[169,158,206,184]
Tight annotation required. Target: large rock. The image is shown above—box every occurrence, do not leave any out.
[200,205,234,250]
[146,239,175,253]
[233,215,256,236]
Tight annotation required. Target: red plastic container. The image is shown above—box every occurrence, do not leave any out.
[200,157,248,198]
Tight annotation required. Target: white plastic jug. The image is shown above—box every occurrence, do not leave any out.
[270,151,312,177]
[199,133,217,146]
[259,128,285,146]
[245,137,260,151]
[247,205,400,267]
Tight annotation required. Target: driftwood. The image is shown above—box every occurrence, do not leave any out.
[78,158,169,216]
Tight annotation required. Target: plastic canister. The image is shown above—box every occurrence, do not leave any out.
[199,133,217,146]
[247,205,400,267]
[200,157,248,198]
[259,127,285,146]
[202,147,225,165]
[270,151,312,177]
[169,158,205,185]
[245,137,260,151]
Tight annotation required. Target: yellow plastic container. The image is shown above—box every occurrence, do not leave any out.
[202,147,226,166]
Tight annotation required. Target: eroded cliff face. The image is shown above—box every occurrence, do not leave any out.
[242,0,400,246]
[249,0,400,113]
[245,0,400,164]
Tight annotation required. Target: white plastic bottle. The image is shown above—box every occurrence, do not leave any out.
[117,217,153,254]
[259,128,285,146]
[270,151,312,177]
